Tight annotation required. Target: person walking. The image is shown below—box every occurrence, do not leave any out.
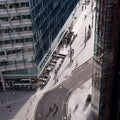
[53,105,58,117]
[82,5,84,11]
[89,25,91,30]
[49,107,53,112]
[84,15,86,20]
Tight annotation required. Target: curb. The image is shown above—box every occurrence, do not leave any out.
[72,57,93,75]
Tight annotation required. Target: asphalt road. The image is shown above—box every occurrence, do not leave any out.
[35,58,92,120]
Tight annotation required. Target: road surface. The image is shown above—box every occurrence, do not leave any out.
[35,58,92,120]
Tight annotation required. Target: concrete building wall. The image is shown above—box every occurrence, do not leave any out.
[0,0,37,90]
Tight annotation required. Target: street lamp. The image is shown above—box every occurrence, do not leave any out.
[91,0,94,28]
[69,43,74,63]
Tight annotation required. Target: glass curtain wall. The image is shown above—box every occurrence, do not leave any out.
[30,0,79,69]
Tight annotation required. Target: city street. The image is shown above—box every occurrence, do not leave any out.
[35,1,95,119]
[0,0,95,120]
[35,58,92,120]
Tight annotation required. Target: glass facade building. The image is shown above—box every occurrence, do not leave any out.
[92,0,120,120]
[0,0,37,90]
[30,0,79,75]
[0,0,80,90]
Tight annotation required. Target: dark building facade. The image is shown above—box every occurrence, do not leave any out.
[92,0,120,120]
[29,0,79,75]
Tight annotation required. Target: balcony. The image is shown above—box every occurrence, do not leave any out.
[0,31,33,39]
[0,20,32,28]
[0,61,36,72]
[0,7,30,15]
[0,42,33,51]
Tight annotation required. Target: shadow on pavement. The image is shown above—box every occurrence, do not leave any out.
[86,110,93,120]
[0,90,35,120]
[74,46,85,59]
[82,101,90,112]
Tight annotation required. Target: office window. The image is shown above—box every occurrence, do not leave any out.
[27,15,31,19]
[4,40,9,44]
[25,38,33,42]
[17,28,23,32]
[22,14,30,19]
[19,39,24,43]
[16,16,20,20]
[0,17,9,21]
[0,52,4,56]
[0,4,7,9]
[15,3,20,8]
[21,2,29,7]
[24,48,33,53]
[24,26,32,31]
[9,4,15,9]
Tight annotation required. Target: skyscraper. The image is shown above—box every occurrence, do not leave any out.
[29,0,79,76]
[0,0,80,90]
[0,0,37,90]
[92,0,120,120]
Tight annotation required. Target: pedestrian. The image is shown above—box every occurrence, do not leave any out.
[54,103,56,108]
[76,60,78,67]
[56,78,58,82]
[49,107,53,112]
[89,25,91,30]
[9,109,12,112]
[27,109,29,113]
[82,5,84,11]
[53,106,58,116]
[84,15,86,20]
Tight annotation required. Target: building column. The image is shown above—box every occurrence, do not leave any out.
[0,72,6,91]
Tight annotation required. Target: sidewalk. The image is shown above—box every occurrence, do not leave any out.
[56,0,95,85]
[0,1,95,120]
[66,1,96,120]
[67,79,92,120]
